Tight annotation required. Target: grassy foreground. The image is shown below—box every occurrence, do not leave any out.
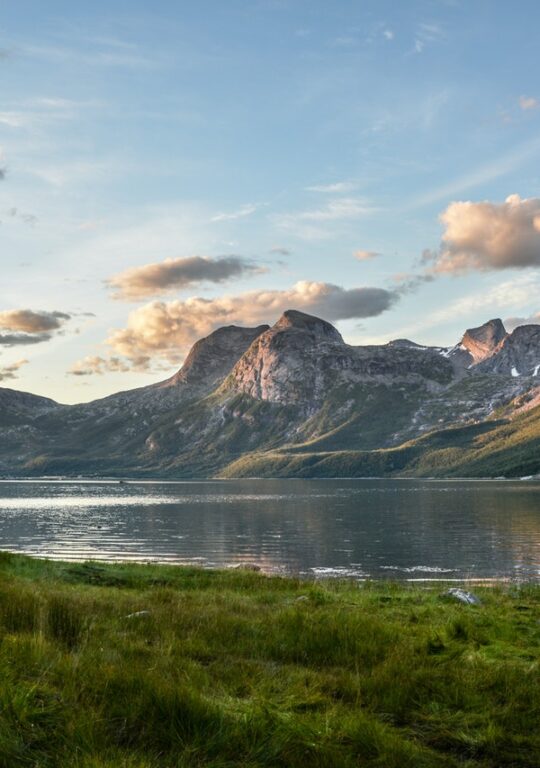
[0,554,538,767]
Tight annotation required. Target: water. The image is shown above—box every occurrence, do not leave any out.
[0,478,539,580]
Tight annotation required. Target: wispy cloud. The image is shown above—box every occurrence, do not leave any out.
[0,358,28,382]
[425,274,540,326]
[354,250,380,261]
[405,135,540,209]
[68,355,130,376]
[504,311,540,331]
[274,198,375,240]
[305,181,357,193]
[519,95,539,111]
[211,203,260,222]
[413,22,445,54]
[20,42,164,71]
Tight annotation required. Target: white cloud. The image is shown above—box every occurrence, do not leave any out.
[428,194,540,274]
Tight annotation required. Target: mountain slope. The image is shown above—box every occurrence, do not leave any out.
[0,311,539,478]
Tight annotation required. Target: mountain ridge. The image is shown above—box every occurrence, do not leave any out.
[1,311,539,478]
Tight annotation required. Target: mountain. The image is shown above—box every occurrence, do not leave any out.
[0,311,539,478]
[448,318,508,367]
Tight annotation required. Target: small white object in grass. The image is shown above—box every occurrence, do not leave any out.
[446,588,481,605]
[511,366,520,377]
[125,610,151,619]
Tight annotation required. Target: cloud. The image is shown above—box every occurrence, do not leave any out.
[406,136,540,210]
[106,281,398,367]
[305,182,357,193]
[21,43,163,71]
[274,198,374,239]
[504,311,540,331]
[394,274,540,339]
[354,250,380,261]
[0,309,70,333]
[392,272,435,294]
[0,359,28,382]
[211,204,259,222]
[0,309,71,346]
[383,29,394,41]
[427,194,540,274]
[0,167,6,180]
[413,22,445,54]
[519,95,539,111]
[0,333,54,346]
[107,255,264,301]
[3,207,38,225]
[68,355,131,376]
[269,246,291,256]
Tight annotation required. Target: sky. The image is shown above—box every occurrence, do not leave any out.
[1,0,540,403]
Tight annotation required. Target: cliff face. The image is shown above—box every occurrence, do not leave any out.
[226,310,454,405]
[475,325,540,377]
[448,318,508,367]
[462,318,508,362]
[0,310,539,478]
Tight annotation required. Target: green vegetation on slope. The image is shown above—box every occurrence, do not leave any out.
[220,403,540,479]
[0,552,538,767]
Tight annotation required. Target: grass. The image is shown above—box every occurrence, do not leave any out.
[0,552,538,766]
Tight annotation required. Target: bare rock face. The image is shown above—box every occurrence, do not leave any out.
[450,318,508,367]
[273,309,344,342]
[476,324,540,377]
[224,310,343,404]
[226,310,454,405]
[162,324,270,391]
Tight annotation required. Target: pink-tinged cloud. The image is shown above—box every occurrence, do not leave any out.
[106,255,263,300]
[104,281,398,369]
[428,194,540,274]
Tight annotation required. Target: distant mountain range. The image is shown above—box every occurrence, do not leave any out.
[1,310,540,478]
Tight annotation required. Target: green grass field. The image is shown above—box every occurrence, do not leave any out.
[0,552,538,767]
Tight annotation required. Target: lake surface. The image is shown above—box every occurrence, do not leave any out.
[0,479,539,580]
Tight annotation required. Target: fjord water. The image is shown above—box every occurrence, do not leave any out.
[0,479,539,580]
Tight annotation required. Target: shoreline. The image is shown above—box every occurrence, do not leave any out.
[0,549,536,584]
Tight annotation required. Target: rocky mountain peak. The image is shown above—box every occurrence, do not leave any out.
[165,324,270,389]
[273,309,344,343]
[461,318,507,363]
[474,323,540,377]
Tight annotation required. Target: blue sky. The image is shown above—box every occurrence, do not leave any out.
[1,0,540,402]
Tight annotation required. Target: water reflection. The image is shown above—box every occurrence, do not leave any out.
[0,479,538,580]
